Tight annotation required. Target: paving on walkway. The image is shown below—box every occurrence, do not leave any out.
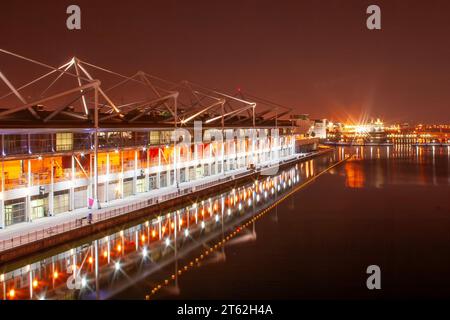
[0,167,249,241]
[0,151,319,249]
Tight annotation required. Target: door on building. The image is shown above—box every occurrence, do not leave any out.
[160,172,167,188]
[53,190,70,214]
[123,178,133,197]
[97,183,106,203]
[196,165,203,179]
[30,195,49,220]
[4,198,26,226]
[108,180,120,201]
[136,177,146,193]
[149,174,157,190]
[180,168,186,183]
[189,166,195,180]
[74,186,88,209]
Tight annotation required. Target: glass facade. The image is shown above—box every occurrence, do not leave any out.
[5,198,26,226]
[0,128,298,228]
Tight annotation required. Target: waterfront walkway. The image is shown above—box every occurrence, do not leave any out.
[0,167,246,249]
[0,151,322,252]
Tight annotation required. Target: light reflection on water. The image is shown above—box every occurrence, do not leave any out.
[0,151,339,300]
[4,146,449,300]
[136,145,450,300]
[341,146,450,188]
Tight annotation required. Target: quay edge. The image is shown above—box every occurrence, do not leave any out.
[0,147,333,268]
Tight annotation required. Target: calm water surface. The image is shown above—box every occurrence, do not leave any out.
[3,146,449,300]
[117,145,450,299]
[1,149,336,300]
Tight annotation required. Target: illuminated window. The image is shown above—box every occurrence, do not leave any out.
[149,131,160,145]
[4,160,26,190]
[56,133,73,151]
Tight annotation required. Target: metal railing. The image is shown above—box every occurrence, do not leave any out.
[0,173,239,252]
[0,150,315,253]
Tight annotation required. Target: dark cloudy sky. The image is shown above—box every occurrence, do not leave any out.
[1,0,450,123]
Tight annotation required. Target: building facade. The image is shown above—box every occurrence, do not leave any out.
[0,52,318,229]
[0,127,298,228]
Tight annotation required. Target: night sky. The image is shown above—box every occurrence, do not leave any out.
[1,0,450,123]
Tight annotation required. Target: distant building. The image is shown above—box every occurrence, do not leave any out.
[310,119,327,139]
[326,118,388,145]
[290,114,314,137]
